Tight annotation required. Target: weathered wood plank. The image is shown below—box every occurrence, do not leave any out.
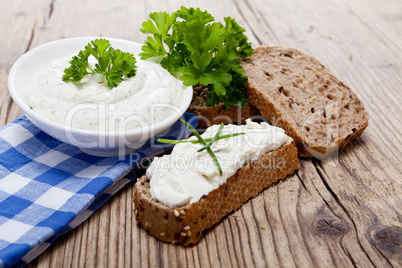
[1,0,400,267]
[0,0,52,125]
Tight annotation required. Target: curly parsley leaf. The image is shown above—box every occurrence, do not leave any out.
[206,72,249,109]
[140,6,253,109]
[140,11,177,59]
[176,6,214,24]
[160,43,188,73]
[62,38,137,89]
[62,50,93,83]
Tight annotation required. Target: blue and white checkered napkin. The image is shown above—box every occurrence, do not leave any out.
[0,113,198,267]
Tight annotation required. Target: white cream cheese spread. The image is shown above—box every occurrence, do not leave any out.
[27,56,185,131]
[147,119,289,207]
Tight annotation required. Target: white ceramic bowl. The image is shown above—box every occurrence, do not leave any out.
[8,37,193,157]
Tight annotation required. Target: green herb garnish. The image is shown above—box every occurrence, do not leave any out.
[178,118,222,175]
[140,6,254,109]
[62,39,137,88]
[157,119,246,176]
[156,133,245,144]
[197,123,224,152]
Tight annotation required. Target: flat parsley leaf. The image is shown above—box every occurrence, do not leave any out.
[140,7,253,109]
[62,39,137,88]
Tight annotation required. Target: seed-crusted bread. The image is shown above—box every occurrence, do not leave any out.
[133,138,299,245]
[187,85,260,128]
[241,46,369,158]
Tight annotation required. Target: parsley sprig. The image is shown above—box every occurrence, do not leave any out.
[140,7,254,109]
[157,119,245,176]
[62,39,137,88]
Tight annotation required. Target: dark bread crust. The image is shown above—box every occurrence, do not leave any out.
[187,85,260,128]
[133,139,299,245]
[189,103,260,128]
[241,46,369,158]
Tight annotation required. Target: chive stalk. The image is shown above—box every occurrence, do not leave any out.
[178,119,223,176]
[157,119,246,176]
[197,123,224,152]
[157,133,245,144]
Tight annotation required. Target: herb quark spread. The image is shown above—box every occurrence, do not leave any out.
[147,119,289,207]
[27,56,185,131]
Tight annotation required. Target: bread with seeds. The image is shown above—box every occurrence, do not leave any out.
[133,122,299,245]
[241,46,369,158]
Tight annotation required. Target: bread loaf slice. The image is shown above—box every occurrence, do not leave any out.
[133,138,299,245]
[241,46,369,158]
[187,85,260,128]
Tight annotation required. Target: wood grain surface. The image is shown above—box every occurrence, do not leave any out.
[1,0,401,267]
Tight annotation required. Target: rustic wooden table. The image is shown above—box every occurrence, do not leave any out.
[1,0,401,267]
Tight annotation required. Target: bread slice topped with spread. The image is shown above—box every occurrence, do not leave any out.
[241,46,369,158]
[133,119,299,245]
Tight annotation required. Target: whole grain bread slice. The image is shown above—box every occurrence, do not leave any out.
[241,46,369,158]
[187,85,260,128]
[133,138,299,245]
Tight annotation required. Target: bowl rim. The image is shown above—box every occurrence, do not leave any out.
[8,36,193,139]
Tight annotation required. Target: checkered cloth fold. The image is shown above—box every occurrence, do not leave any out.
[0,113,198,267]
